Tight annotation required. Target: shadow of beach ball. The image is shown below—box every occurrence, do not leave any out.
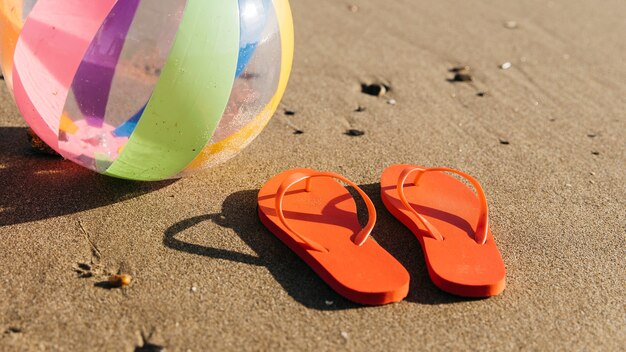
[0,0,293,181]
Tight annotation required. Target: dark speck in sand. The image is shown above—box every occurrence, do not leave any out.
[135,342,165,352]
[136,332,165,352]
[94,281,117,289]
[345,129,365,137]
[4,327,22,334]
[293,129,304,135]
[591,151,600,155]
[361,83,389,97]
[0,73,4,80]
[449,65,471,73]
[587,133,597,138]
[449,73,473,83]
[74,262,98,278]
[284,109,296,116]
[476,91,487,97]
[499,138,510,145]
[447,66,473,83]
[355,106,367,112]
[77,263,91,271]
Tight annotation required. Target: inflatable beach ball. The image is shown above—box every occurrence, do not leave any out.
[0,0,293,180]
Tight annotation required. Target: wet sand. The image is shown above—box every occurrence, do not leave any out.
[1,0,625,350]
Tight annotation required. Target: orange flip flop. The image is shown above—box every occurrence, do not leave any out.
[381,164,506,297]
[258,168,410,305]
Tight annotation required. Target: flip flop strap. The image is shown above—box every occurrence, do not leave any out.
[397,166,489,245]
[276,171,377,253]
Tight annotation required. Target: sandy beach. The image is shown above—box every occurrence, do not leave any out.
[1,0,625,350]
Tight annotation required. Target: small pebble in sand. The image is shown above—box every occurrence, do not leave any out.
[341,331,349,340]
[566,183,572,187]
[191,286,198,293]
[345,129,365,137]
[108,274,132,288]
[587,133,596,138]
[293,129,304,135]
[387,99,397,105]
[325,300,334,306]
[284,109,296,116]
[361,83,388,97]
[499,62,512,70]
[348,4,359,12]
[499,138,510,145]
[504,20,518,29]
[355,106,367,112]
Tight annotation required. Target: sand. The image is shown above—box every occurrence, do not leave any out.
[1,0,625,350]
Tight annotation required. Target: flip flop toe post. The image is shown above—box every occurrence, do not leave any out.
[258,168,410,305]
[381,164,506,297]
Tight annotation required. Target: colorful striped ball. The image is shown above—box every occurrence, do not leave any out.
[0,0,294,180]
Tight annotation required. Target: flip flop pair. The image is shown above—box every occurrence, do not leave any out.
[257,166,505,305]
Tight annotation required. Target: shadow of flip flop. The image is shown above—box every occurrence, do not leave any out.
[163,189,361,311]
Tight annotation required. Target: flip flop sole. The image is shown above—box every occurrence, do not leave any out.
[259,168,409,305]
[381,164,505,297]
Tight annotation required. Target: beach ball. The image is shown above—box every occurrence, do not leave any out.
[0,0,294,180]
